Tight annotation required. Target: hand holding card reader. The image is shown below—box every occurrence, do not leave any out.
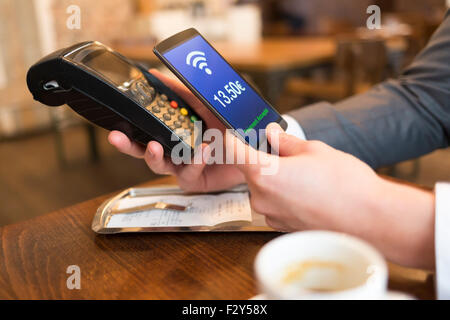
[27,41,202,157]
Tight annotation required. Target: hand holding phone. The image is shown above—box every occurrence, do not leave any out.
[112,28,288,191]
[153,28,287,149]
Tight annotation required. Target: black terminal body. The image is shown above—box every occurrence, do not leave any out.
[27,41,203,157]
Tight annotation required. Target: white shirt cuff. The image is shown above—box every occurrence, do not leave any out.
[282,114,306,140]
[435,182,450,300]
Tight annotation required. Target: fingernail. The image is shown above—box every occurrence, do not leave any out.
[266,122,283,133]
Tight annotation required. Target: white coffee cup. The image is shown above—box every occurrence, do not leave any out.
[254,231,399,299]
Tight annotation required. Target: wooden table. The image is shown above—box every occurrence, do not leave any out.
[116,37,335,73]
[114,37,336,105]
[0,176,435,299]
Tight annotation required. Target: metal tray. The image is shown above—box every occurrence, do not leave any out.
[91,184,274,234]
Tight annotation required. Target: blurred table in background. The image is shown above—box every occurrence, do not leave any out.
[0,176,436,299]
[115,35,413,110]
[114,37,336,106]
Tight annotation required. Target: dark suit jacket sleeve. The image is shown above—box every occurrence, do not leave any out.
[288,11,450,169]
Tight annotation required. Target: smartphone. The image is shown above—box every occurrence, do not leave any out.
[153,28,287,149]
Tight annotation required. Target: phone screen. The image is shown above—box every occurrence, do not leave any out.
[162,35,282,135]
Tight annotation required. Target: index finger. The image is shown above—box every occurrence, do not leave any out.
[108,130,146,159]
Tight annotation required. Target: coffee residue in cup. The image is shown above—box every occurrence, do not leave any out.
[282,260,346,292]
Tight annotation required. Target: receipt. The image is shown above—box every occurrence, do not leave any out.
[106,192,252,228]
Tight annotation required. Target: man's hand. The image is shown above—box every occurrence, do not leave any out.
[231,123,435,269]
[108,69,245,192]
[230,123,381,232]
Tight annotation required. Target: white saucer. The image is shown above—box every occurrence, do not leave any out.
[249,291,414,300]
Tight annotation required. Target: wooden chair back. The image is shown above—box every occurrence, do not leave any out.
[334,37,388,95]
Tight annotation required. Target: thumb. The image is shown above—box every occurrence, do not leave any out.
[266,123,308,156]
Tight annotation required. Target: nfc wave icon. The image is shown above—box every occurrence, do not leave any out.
[186,51,212,75]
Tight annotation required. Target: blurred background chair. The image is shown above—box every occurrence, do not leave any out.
[283,37,388,104]
[49,108,100,167]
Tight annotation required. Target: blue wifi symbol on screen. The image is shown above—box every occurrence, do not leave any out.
[186,51,212,75]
